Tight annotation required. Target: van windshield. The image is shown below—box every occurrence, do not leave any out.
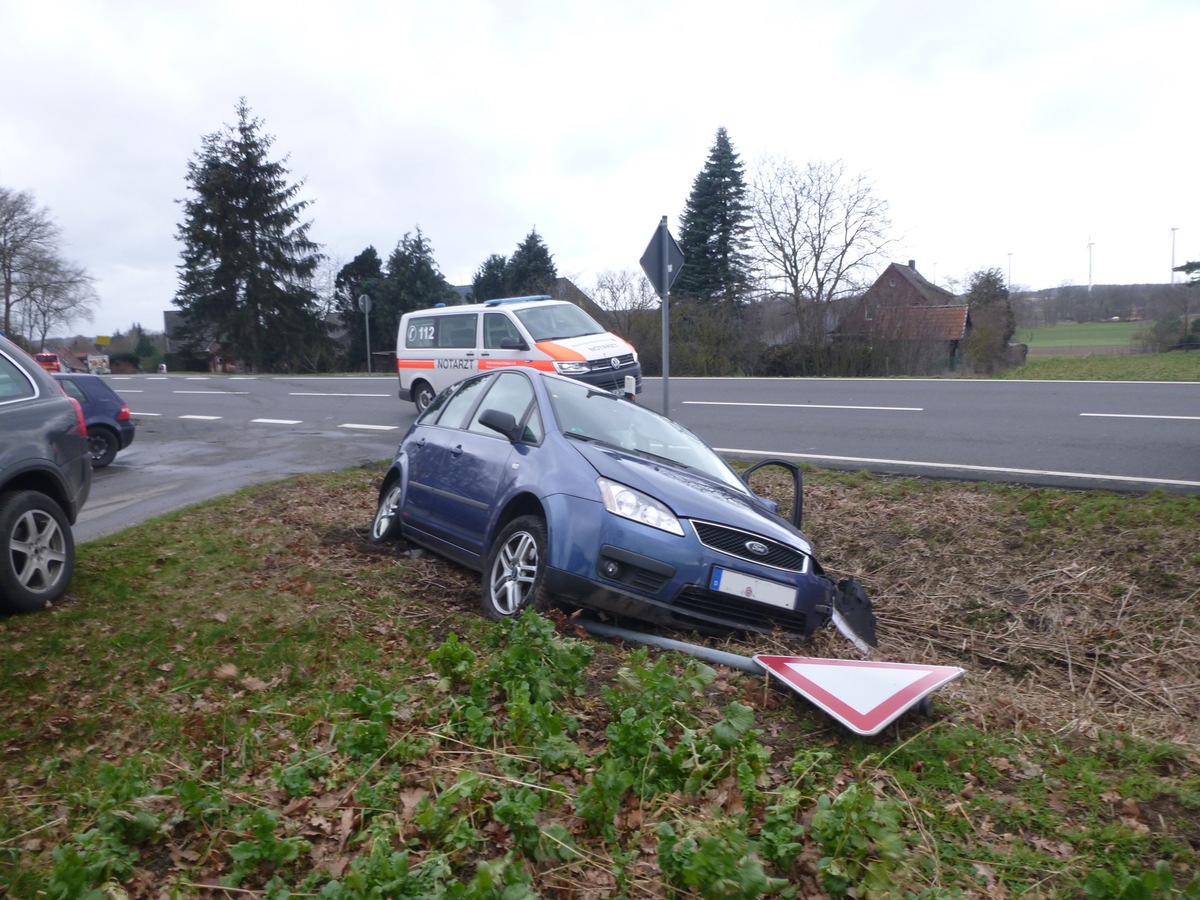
[515,304,605,342]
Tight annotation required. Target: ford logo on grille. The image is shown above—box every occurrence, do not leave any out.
[745,540,770,556]
[610,357,621,369]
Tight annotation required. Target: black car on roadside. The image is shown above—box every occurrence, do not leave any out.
[0,334,91,612]
[54,373,136,467]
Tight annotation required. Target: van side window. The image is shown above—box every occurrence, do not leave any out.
[483,313,522,350]
[438,314,478,349]
[404,314,478,349]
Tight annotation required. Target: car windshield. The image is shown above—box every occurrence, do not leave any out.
[546,378,748,493]
[515,304,605,342]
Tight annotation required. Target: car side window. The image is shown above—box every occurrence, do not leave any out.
[434,375,491,430]
[0,355,36,403]
[58,379,86,404]
[467,372,541,441]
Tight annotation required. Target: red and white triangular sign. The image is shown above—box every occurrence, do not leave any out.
[754,655,965,736]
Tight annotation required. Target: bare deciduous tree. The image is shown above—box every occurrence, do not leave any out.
[1,187,65,338]
[750,157,895,343]
[20,254,97,348]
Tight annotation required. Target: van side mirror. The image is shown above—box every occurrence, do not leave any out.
[500,337,528,351]
[478,408,521,441]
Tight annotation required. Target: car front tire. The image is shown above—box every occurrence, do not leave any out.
[371,479,405,543]
[482,515,550,619]
[87,426,119,468]
[0,490,75,613]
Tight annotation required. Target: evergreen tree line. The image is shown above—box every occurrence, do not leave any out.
[172,103,1190,376]
[172,100,560,373]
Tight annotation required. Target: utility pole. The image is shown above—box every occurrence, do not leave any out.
[1171,227,1178,283]
[1087,236,1094,294]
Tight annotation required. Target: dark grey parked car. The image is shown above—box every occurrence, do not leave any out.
[0,334,92,612]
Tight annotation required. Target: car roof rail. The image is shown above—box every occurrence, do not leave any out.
[483,295,553,307]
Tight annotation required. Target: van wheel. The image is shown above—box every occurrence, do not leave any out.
[412,380,435,413]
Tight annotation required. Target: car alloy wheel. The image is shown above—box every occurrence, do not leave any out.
[482,515,548,619]
[371,481,405,542]
[0,490,75,613]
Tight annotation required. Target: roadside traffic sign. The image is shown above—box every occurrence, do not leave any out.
[640,219,685,297]
[754,655,965,736]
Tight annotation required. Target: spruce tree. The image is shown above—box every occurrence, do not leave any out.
[472,254,508,302]
[505,230,557,296]
[371,229,455,354]
[174,99,324,371]
[334,246,384,370]
[674,128,754,308]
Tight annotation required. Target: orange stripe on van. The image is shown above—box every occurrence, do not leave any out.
[396,359,436,370]
[534,341,585,361]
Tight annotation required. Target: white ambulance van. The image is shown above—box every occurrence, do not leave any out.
[395,295,642,412]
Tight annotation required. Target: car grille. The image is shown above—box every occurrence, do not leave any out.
[673,586,814,635]
[691,521,809,573]
[588,353,636,372]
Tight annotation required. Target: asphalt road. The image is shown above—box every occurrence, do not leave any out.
[74,372,1200,543]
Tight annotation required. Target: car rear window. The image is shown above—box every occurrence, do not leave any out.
[0,354,37,402]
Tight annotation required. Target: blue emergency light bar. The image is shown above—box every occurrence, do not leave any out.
[483,295,552,307]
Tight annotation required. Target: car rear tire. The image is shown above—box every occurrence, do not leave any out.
[87,426,119,468]
[0,490,75,613]
[482,515,550,619]
[412,380,435,414]
[371,479,405,543]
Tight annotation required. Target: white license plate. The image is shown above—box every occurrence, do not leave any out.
[709,567,796,610]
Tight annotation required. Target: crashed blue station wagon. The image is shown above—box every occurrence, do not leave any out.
[371,367,875,648]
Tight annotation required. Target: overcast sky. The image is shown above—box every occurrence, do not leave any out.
[3,0,1196,337]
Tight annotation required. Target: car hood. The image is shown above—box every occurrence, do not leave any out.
[566,439,813,551]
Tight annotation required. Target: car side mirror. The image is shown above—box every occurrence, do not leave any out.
[740,459,804,528]
[478,408,521,441]
[500,337,528,351]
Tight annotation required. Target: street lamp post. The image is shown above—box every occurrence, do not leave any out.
[1172,227,1178,284]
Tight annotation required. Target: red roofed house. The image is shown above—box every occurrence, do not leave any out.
[835,261,970,374]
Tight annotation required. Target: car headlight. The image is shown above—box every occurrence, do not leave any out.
[554,360,591,375]
[597,478,684,536]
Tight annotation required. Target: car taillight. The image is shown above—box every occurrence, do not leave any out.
[118,403,131,421]
[67,396,87,437]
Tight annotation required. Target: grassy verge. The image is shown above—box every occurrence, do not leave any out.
[999,351,1200,381]
[1019,321,1150,349]
[2,466,1199,897]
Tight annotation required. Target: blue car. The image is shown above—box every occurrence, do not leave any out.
[371,367,876,647]
[53,373,135,468]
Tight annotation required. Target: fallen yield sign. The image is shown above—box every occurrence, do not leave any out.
[754,655,965,736]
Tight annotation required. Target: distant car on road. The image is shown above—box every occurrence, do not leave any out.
[0,335,91,612]
[53,373,135,468]
[33,352,61,373]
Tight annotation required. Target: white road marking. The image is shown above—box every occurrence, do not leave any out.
[338,423,399,431]
[131,411,162,416]
[174,390,250,395]
[715,447,1200,490]
[685,401,922,412]
[179,415,222,421]
[1080,413,1200,421]
[290,391,392,398]
[252,418,303,425]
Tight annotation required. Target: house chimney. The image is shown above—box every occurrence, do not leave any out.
[908,259,916,271]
